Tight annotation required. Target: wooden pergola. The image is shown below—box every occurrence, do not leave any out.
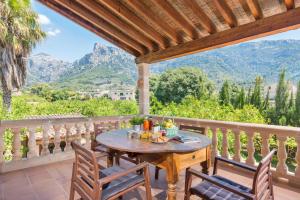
[38,0,300,115]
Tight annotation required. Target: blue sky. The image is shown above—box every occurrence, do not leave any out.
[32,0,300,62]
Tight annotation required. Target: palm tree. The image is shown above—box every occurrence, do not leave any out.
[0,0,45,113]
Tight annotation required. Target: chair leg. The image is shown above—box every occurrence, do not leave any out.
[69,164,76,200]
[155,166,160,180]
[184,168,192,200]
[144,165,152,200]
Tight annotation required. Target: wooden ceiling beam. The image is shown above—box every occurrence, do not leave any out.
[37,0,140,56]
[182,0,217,34]
[284,0,295,10]
[126,0,180,44]
[53,0,147,55]
[213,0,238,28]
[76,0,156,51]
[246,0,264,20]
[136,7,300,64]
[99,0,166,49]
[151,0,198,40]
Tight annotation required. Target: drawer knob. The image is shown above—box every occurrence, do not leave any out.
[192,155,196,159]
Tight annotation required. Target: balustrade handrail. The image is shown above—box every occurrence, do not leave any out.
[0,115,135,128]
[150,115,300,136]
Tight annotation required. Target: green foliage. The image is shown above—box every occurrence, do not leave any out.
[274,70,289,124]
[235,87,245,109]
[219,80,230,106]
[152,96,265,123]
[250,76,263,109]
[129,116,144,125]
[154,67,214,104]
[295,81,300,126]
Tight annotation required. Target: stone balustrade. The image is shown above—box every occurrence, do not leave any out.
[1,114,300,188]
[151,115,300,187]
[0,115,132,173]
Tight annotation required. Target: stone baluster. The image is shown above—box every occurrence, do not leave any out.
[75,123,82,144]
[27,126,37,159]
[295,134,300,178]
[65,123,73,151]
[53,124,62,153]
[41,123,51,156]
[116,120,121,129]
[12,128,22,161]
[246,131,255,166]
[211,127,218,162]
[233,130,241,162]
[0,128,5,163]
[221,128,229,159]
[85,120,93,148]
[276,134,288,175]
[261,132,270,157]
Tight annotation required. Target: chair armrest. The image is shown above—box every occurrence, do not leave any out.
[98,162,149,186]
[187,168,255,200]
[215,156,257,172]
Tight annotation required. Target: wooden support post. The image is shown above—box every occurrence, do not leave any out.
[137,63,150,115]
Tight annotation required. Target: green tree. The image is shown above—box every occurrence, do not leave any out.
[275,70,289,124]
[246,87,252,105]
[0,0,45,113]
[295,81,300,126]
[155,67,214,104]
[219,80,231,106]
[262,86,271,111]
[236,87,245,109]
[250,76,263,109]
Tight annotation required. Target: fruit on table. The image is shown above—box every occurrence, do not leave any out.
[163,119,175,128]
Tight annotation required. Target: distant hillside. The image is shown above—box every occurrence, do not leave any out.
[152,40,300,87]
[27,40,300,90]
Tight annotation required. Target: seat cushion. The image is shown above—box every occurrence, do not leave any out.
[190,175,252,200]
[101,166,145,200]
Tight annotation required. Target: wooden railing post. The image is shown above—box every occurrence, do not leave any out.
[295,134,300,178]
[221,128,229,159]
[245,131,255,166]
[233,130,241,162]
[27,126,37,159]
[276,135,287,176]
[211,127,218,162]
[12,128,22,161]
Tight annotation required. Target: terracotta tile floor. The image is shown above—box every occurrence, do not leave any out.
[0,158,300,200]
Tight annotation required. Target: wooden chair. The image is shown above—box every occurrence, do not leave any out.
[184,149,276,200]
[70,141,152,200]
[154,125,206,179]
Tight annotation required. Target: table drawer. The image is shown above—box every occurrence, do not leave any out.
[175,148,208,169]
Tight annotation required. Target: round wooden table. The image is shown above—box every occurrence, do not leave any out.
[96,129,212,200]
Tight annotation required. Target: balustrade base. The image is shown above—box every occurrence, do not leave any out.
[0,151,75,174]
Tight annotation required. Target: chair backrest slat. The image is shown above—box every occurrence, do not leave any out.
[72,141,100,200]
[91,123,105,151]
[252,149,276,200]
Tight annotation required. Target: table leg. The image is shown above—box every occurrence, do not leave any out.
[201,146,211,174]
[166,154,179,200]
[107,153,114,167]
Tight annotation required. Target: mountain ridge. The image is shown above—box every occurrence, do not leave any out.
[27,40,300,90]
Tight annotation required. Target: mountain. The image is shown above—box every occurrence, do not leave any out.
[55,43,136,90]
[27,53,71,85]
[27,40,300,90]
[152,40,300,87]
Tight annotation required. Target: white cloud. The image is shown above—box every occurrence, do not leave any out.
[38,14,51,25]
[47,29,61,36]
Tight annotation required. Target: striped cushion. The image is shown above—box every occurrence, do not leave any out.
[191,175,252,200]
[101,166,144,200]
